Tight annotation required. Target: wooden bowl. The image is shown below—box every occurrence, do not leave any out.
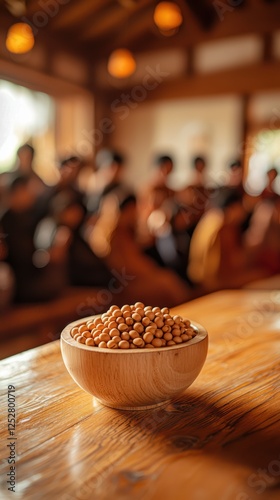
[60,317,208,410]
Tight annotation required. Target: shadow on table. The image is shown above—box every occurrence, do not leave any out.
[106,389,280,498]
[120,389,279,462]
[62,388,280,500]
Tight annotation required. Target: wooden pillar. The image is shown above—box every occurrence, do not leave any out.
[186,46,194,77]
[93,91,115,154]
[262,32,273,63]
[240,94,250,180]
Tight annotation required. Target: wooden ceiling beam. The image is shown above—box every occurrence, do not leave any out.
[212,2,280,38]
[0,7,93,70]
[101,4,155,51]
[119,61,280,101]
[102,61,280,114]
[50,0,111,30]
[81,4,129,41]
[1,0,280,67]
[81,0,152,41]
[184,0,218,30]
[94,1,280,58]
[22,0,65,17]
[0,55,92,96]
[119,1,202,57]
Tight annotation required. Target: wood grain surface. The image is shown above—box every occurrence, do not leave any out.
[1,289,280,500]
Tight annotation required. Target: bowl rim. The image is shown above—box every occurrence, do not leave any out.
[61,316,208,354]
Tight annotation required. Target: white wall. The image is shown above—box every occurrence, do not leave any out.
[194,35,262,74]
[249,91,280,124]
[110,95,243,190]
[55,93,94,161]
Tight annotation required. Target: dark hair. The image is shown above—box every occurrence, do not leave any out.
[221,191,243,210]
[50,191,86,215]
[229,160,241,170]
[59,156,81,168]
[95,149,125,169]
[155,155,173,165]
[119,194,136,210]
[267,167,278,178]
[8,175,30,192]
[192,156,206,168]
[111,152,124,165]
[17,144,34,157]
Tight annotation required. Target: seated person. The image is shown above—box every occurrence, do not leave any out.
[212,159,244,208]
[0,233,15,311]
[87,149,134,214]
[188,193,270,292]
[174,156,211,258]
[137,155,177,269]
[0,143,46,213]
[86,181,191,307]
[1,176,66,302]
[260,167,279,202]
[245,195,280,276]
[175,156,210,225]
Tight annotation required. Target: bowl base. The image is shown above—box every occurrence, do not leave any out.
[94,397,171,411]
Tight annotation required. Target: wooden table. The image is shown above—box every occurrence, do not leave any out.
[1,289,280,500]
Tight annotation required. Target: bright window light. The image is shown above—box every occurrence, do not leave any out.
[245,129,280,195]
[0,80,55,174]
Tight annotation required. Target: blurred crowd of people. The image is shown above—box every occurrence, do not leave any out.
[139,154,280,290]
[0,143,279,310]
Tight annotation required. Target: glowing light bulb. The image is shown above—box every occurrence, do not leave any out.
[6,23,35,54]
[154,2,183,33]
[107,49,136,78]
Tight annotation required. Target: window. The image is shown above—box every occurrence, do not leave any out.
[245,129,280,195]
[0,80,56,183]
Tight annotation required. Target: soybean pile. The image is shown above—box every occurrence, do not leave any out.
[71,302,197,349]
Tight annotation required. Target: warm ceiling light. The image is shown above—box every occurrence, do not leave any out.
[154,2,183,33]
[107,49,136,78]
[6,23,35,54]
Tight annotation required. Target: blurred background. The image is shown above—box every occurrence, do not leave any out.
[1,0,280,357]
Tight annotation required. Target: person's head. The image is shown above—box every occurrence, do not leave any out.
[229,160,241,171]
[154,155,174,177]
[222,192,245,224]
[267,167,278,184]
[8,176,35,211]
[17,144,35,174]
[51,191,85,229]
[228,159,243,186]
[58,156,83,186]
[192,156,206,174]
[95,149,125,183]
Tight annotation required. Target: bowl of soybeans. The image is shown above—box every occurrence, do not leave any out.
[60,302,208,410]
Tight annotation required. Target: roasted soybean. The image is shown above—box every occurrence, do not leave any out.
[71,303,196,349]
